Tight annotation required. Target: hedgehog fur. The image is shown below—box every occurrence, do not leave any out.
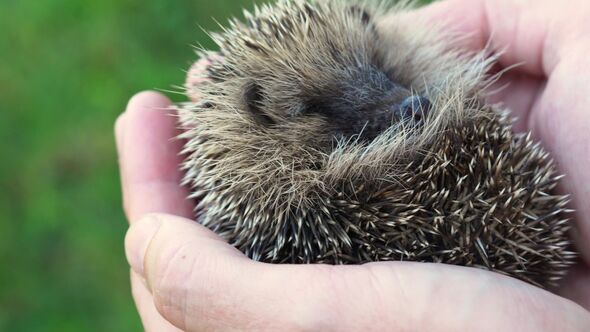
[178,0,576,288]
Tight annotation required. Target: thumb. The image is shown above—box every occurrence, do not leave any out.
[125,213,245,278]
[124,214,303,331]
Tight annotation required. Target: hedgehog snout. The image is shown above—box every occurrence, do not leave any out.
[353,95,432,142]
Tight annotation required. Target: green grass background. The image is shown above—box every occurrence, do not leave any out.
[0,0,253,330]
[0,0,431,330]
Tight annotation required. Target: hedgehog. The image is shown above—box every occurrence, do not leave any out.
[177,0,576,288]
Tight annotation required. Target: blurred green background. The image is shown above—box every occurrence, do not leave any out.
[0,0,252,330]
[0,0,432,330]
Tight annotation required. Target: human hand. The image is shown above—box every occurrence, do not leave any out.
[392,0,590,308]
[116,0,590,330]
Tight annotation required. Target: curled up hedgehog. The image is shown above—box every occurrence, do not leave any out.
[178,0,576,288]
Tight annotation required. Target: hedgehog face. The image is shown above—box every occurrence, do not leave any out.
[199,0,433,149]
[243,65,432,143]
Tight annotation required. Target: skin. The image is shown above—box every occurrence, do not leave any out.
[116,0,590,330]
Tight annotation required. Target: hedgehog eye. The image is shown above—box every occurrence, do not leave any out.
[243,82,275,126]
[349,5,371,25]
[301,99,327,116]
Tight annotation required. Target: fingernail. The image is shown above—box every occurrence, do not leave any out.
[125,215,162,276]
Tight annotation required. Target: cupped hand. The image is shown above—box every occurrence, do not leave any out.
[116,0,590,330]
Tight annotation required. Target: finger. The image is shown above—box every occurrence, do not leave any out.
[127,213,590,331]
[118,91,194,223]
[528,46,590,264]
[117,92,196,331]
[115,112,126,161]
[126,214,254,331]
[115,112,128,197]
[130,271,183,332]
[395,0,587,77]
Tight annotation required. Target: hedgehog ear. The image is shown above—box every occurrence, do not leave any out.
[349,5,372,25]
[243,82,275,126]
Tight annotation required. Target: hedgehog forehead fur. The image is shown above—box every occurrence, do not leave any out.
[178,0,576,288]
